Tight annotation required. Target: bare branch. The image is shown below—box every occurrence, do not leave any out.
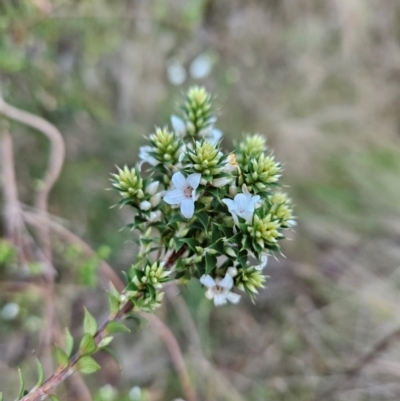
[0,97,65,261]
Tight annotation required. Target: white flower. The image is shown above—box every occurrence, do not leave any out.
[164,172,201,218]
[200,273,241,306]
[222,185,260,226]
[171,115,186,137]
[254,253,268,271]
[227,266,238,277]
[148,210,162,222]
[150,193,162,207]
[211,177,230,188]
[138,146,158,170]
[146,181,159,195]
[209,128,222,145]
[139,201,151,211]
[229,184,238,197]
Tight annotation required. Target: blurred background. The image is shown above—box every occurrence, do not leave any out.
[1,0,400,400]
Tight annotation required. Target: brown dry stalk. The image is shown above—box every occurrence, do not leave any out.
[0,96,65,262]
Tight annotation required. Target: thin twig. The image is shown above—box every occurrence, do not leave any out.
[143,313,197,401]
[166,288,246,401]
[0,96,65,262]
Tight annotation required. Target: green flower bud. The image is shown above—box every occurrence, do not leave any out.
[247,214,281,248]
[235,267,266,297]
[149,127,180,164]
[111,166,143,203]
[269,192,295,228]
[236,134,267,165]
[244,153,281,193]
[182,86,214,136]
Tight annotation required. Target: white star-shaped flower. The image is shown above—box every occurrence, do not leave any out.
[138,146,158,170]
[164,172,201,218]
[222,185,260,226]
[200,273,241,306]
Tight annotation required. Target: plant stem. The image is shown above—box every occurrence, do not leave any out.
[20,300,134,401]
[19,248,184,401]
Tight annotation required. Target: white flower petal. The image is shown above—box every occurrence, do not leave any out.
[226,292,241,304]
[139,146,158,167]
[248,196,261,213]
[209,128,222,145]
[214,294,227,306]
[180,198,195,218]
[186,173,201,190]
[164,189,185,205]
[234,194,248,213]
[200,274,216,288]
[219,273,233,290]
[172,172,187,189]
[139,201,151,211]
[212,177,230,187]
[146,181,160,195]
[227,266,238,277]
[171,115,186,136]
[222,198,237,212]
[205,289,214,299]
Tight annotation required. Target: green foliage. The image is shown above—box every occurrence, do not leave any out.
[75,356,101,375]
[17,368,26,400]
[34,359,44,389]
[54,346,69,371]
[79,333,97,356]
[65,328,74,357]
[83,308,98,336]
[105,321,130,334]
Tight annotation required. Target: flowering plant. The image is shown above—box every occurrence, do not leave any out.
[112,86,295,307]
[5,87,294,401]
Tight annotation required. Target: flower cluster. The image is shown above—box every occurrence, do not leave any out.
[112,86,295,308]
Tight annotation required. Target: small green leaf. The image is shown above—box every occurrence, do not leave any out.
[107,292,120,314]
[76,356,101,375]
[79,333,97,356]
[178,238,198,252]
[205,252,217,275]
[0,391,3,401]
[54,346,69,370]
[83,308,98,336]
[48,395,60,401]
[98,336,114,348]
[65,328,74,357]
[196,211,209,231]
[105,321,131,334]
[35,359,44,388]
[17,368,25,400]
